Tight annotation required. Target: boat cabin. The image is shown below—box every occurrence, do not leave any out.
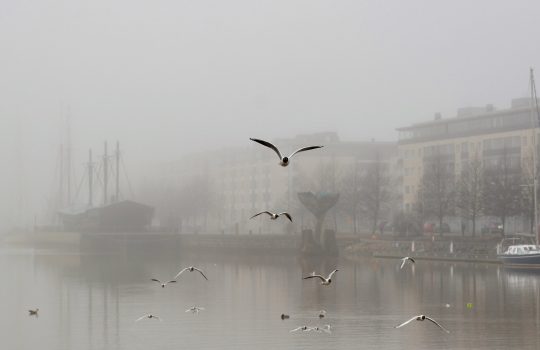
[505,245,540,255]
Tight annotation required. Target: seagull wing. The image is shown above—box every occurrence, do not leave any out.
[303,274,326,281]
[154,315,163,321]
[250,211,273,219]
[278,212,293,222]
[409,257,416,264]
[151,278,162,284]
[425,316,450,333]
[166,280,177,285]
[327,269,338,279]
[185,308,193,313]
[135,315,149,322]
[288,145,323,159]
[394,316,419,329]
[174,268,189,280]
[193,268,208,280]
[250,138,282,160]
[400,259,406,269]
[290,326,304,332]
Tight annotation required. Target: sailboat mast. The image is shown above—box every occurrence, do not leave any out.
[103,141,108,205]
[530,68,539,246]
[88,149,93,206]
[66,115,72,206]
[116,141,120,202]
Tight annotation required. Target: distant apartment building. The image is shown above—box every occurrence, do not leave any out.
[154,132,397,234]
[396,98,537,230]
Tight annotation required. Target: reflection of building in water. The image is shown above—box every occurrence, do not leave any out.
[152,132,397,234]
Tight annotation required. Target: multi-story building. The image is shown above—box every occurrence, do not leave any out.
[153,132,397,234]
[396,98,537,232]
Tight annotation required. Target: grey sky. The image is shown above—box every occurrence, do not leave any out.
[1,0,540,227]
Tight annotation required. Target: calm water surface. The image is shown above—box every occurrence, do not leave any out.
[2,244,540,350]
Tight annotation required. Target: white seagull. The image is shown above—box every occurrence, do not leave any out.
[175,266,208,281]
[312,325,332,333]
[400,257,415,269]
[318,310,327,319]
[151,278,177,288]
[394,315,450,333]
[290,326,313,332]
[250,138,323,167]
[250,211,293,222]
[303,269,338,286]
[185,306,205,314]
[135,314,162,322]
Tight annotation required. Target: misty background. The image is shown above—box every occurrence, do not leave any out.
[2,0,540,231]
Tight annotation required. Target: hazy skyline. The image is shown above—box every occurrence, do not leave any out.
[2,0,540,228]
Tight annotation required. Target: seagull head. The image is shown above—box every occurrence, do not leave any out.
[419,315,426,320]
[282,157,289,164]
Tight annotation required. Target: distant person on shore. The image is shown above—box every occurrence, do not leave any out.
[379,221,387,235]
[461,221,466,236]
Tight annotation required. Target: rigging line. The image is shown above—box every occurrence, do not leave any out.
[533,72,540,127]
[120,153,134,198]
[93,163,104,187]
[48,147,62,207]
[73,170,87,203]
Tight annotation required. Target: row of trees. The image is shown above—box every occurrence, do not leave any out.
[138,148,538,237]
[418,149,536,236]
[290,154,395,236]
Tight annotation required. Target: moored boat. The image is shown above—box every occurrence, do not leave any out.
[497,244,540,267]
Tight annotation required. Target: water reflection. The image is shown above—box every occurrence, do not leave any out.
[2,246,540,349]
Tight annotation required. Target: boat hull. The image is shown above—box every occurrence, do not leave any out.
[497,253,540,267]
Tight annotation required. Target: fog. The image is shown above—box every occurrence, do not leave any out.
[2,0,540,230]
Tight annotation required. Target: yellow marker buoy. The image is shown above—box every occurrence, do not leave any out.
[466,303,473,309]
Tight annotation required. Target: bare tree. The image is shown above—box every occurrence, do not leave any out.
[421,149,455,236]
[337,163,361,235]
[358,154,393,235]
[456,156,484,236]
[482,148,522,235]
[520,155,538,234]
[180,175,215,232]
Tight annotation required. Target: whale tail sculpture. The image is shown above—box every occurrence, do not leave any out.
[297,192,339,255]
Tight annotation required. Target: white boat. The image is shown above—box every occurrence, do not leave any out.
[497,244,540,267]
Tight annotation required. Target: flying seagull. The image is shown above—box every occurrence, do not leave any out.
[290,326,313,332]
[151,278,177,288]
[28,308,39,317]
[394,315,450,333]
[185,306,205,314]
[281,313,290,320]
[250,211,292,222]
[400,257,416,269]
[250,138,323,167]
[175,266,208,281]
[303,269,338,286]
[318,310,327,319]
[135,314,162,322]
[312,325,332,333]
